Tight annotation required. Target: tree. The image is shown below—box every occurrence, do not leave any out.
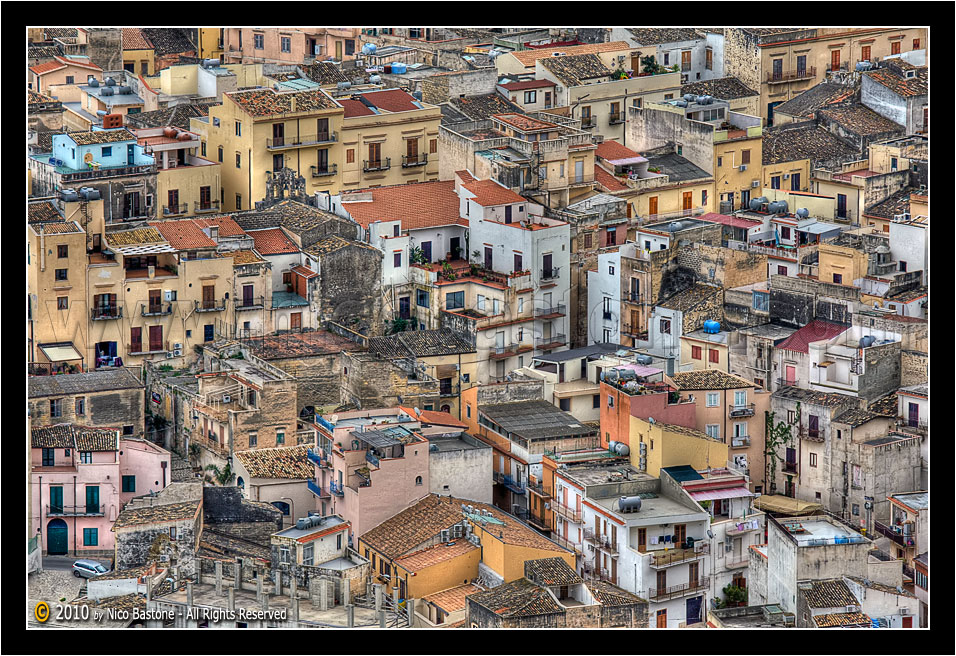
[204,462,234,486]
[764,402,800,495]
[719,584,748,608]
[389,318,408,334]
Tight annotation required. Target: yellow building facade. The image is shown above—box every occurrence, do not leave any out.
[714,127,764,208]
[628,417,729,478]
[817,242,869,287]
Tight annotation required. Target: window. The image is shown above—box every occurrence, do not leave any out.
[701,189,707,206]
[771,176,781,190]
[280,547,290,563]
[276,430,285,445]
[913,39,920,50]
[898,261,907,272]
[415,476,423,486]
[75,397,85,415]
[833,273,843,284]
[584,233,592,248]
[705,424,720,439]
[236,194,241,210]
[303,543,314,565]
[890,41,900,55]
[42,448,55,467]
[852,503,860,516]
[282,36,292,52]
[201,141,206,157]
[57,296,69,310]
[705,48,713,70]
[706,392,719,407]
[609,265,615,275]
[593,394,601,409]
[429,139,437,154]
[217,146,223,162]
[80,451,92,464]
[254,33,264,49]
[787,409,796,424]
[663,53,670,66]
[236,152,241,168]
[466,404,471,418]
[607,395,614,408]
[660,318,671,334]
[393,252,401,268]
[861,45,871,61]
[122,475,135,492]
[83,528,98,546]
[559,398,571,412]
[753,291,769,311]
[55,268,68,281]
[249,432,257,448]
[416,289,429,307]
[50,399,62,417]
[524,90,536,104]
[796,55,807,73]
[809,453,817,468]
[692,345,702,360]
[446,291,464,310]
[347,148,355,163]
[235,121,241,137]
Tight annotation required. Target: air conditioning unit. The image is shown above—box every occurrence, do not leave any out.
[173,349,183,357]
[173,343,183,350]
[440,529,450,542]
[639,443,647,455]
[846,605,860,613]
[165,352,174,359]
[638,457,647,470]
[164,290,175,301]
[160,554,169,562]
[739,164,747,172]
[222,395,232,403]
[751,180,760,188]
[783,174,790,180]
[899,608,910,616]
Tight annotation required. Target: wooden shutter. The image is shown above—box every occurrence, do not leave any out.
[648,196,658,216]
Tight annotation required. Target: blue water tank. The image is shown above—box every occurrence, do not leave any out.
[635,354,653,366]
[362,43,377,55]
[703,320,721,334]
[749,196,770,211]
[768,200,789,214]
[796,207,810,219]
[369,74,382,84]
[859,335,876,348]
[392,62,407,74]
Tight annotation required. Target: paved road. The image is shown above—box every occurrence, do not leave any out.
[40,556,111,574]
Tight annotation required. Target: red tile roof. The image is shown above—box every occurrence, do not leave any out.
[455,170,477,184]
[699,212,762,229]
[492,113,556,132]
[832,169,881,182]
[510,41,632,68]
[394,540,478,573]
[462,179,526,207]
[775,320,849,354]
[339,98,375,118]
[191,216,246,237]
[291,265,317,279]
[357,88,422,113]
[148,219,217,250]
[401,407,469,428]
[341,180,467,230]
[30,60,67,75]
[57,55,102,71]
[122,28,153,51]
[594,166,628,192]
[247,228,300,255]
[596,140,641,161]
[497,79,557,91]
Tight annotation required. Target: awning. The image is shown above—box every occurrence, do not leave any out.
[689,486,754,502]
[606,156,648,166]
[753,494,822,515]
[39,343,83,362]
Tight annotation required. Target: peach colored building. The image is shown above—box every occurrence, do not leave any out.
[668,370,771,493]
[29,55,102,93]
[222,28,361,65]
[31,425,171,557]
[599,369,696,450]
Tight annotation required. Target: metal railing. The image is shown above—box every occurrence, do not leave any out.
[128,341,169,355]
[502,475,525,494]
[608,111,626,125]
[306,448,323,467]
[46,504,105,516]
[725,517,762,537]
[91,306,123,320]
[366,451,380,468]
[551,502,582,523]
[194,298,227,312]
[540,267,560,281]
[729,403,755,418]
[194,199,221,213]
[141,303,173,317]
[624,291,645,303]
[527,481,552,498]
[580,117,596,129]
[329,481,345,497]
[730,436,751,448]
[724,555,750,569]
[363,157,391,172]
[527,513,551,531]
[649,546,707,569]
[163,203,189,216]
[307,479,330,498]
[489,343,525,359]
[647,576,710,601]
[536,334,567,349]
[776,377,797,388]
[535,304,566,318]
[267,132,337,149]
[439,383,460,397]
[402,154,428,168]
[59,163,156,182]
[782,461,799,476]
[766,66,816,83]
[311,163,338,178]
[235,295,265,310]
[567,173,596,187]
[874,521,910,547]
[621,323,649,340]
[551,534,583,554]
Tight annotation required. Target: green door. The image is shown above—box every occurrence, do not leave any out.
[49,486,63,514]
[86,486,99,514]
[47,519,68,555]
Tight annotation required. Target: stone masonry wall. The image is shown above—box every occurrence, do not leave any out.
[899,349,927,386]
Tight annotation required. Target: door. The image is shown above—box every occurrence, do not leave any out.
[47,519,68,555]
[406,138,419,165]
[504,205,512,224]
[85,485,100,514]
[421,241,432,263]
[544,91,552,108]
[127,143,135,163]
[273,153,284,172]
[686,596,702,624]
[202,285,215,310]
[808,414,819,438]
[785,365,796,385]
[908,402,919,427]
[167,189,179,215]
[837,194,848,218]
[682,191,693,211]
[484,246,493,270]
[772,58,783,80]
[450,237,461,259]
[243,284,254,307]
[368,142,381,168]
[681,50,692,72]
[124,191,141,218]
[495,331,504,353]
[130,327,142,353]
[656,609,667,628]
[271,122,284,148]
[656,570,667,596]
[648,196,658,217]
[49,486,63,513]
[674,523,686,545]
[399,296,410,320]
[200,185,211,210]
[317,117,330,141]
[204,324,214,342]
[148,289,161,314]
[149,325,163,352]
[542,253,552,278]
[574,159,583,183]
[290,312,302,330]
[830,49,841,71]
[638,527,646,551]
[790,172,801,191]
[741,189,750,210]
[335,40,343,61]
[902,616,913,628]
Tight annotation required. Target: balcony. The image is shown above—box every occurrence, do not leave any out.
[235,295,265,311]
[766,66,816,84]
[551,534,583,555]
[621,323,649,340]
[527,481,552,498]
[311,163,338,178]
[725,516,763,537]
[624,291,645,304]
[329,481,345,497]
[536,334,567,351]
[724,555,750,569]
[896,418,927,436]
[306,448,324,467]
[439,382,460,397]
[162,203,189,217]
[527,513,551,532]
[489,343,531,360]
[194,298,227,313]
[363,157,391,172]
[307,479,330,498]
[141,303,173,317]
[59,163,156,183]
[46,504,105,517]
[776,377,797,388]
[502,475,526,495]
[580,117,596,129]
[267,132,337,149]
[551,502,582,523]
[567,174,596,188]
[91,306,123,321]
[801,427,824,443]
[729,403,755,418]
[402,154,428,168]
[128,341,169,356]
[540,267,560,281]
[608,111,626,125]
[730,435,751,449]
[194,200,221,214]
[583,528,618,552]
[874,521,912,548]
[648,576,710,602]
[649,545,708,569]
[781,461,799,476]
[534,304,567,319]
[366,451,380,468]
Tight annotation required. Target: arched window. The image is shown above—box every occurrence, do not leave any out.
[415,476,423,486]
[271,501,290,516]
[236,476,245,489]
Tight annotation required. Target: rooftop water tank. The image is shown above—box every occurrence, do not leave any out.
[703,320,721,334]
[412,90,423,101]
[296,517,310,530]
[362,43,377,55]
[608,440,619,452]
[669,221,683,232]
[618,368,637,382]
[337,81,352,90]
[635,354,653,366]
[177,131,192,141]
[392,62,407,74]
[369,74,382,84]
[614,443,630,457]
[698,95,713,105]
[96,110,108,116]
[105,77,116,87]
[673,100,688,108]
[60,188,79,202]
[618,496,643,513]
[100,87,114,96]
[749,196,770,211]
[202,58,220,68]
[163,127,177,138]
[118,86,133,95]
[683,93,698,103]
[796,207,810,219]
[859,335,876,348]
[855,61,873,72]
[768,200,789,214]
[88,77,100,87]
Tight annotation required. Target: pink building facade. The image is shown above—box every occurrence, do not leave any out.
[31,425,171,557]
[222,28,361,65]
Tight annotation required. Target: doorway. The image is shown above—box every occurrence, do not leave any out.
[47,518,68,555]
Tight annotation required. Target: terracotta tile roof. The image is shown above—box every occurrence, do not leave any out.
[681,76,759,100]
[586,579,648,606]
[305,235,351,255]
[498,79,557,91]
[30,59,67,75]
[140,28,195,56]
[846,576,917,598]
[539,54,611,87]
[68,128,137,145]
[477,400,597,440]
[113,500,201,529]
[191,215,246,237]
[339,98,375,118]
[863,186,917,220]
[198,527,272,561]
[524,557,582,586]
[148,220,217,250]
[413,409,469,429]
[594,166,628,192]
[356,89,422,113]
[124,103,219,130]
[448,94,524,122]
[244,331,362,360]
[762,124,859,165]
[229,249,264,265]
[670,370,757,391]
[699,212,762,229]
[510,41,632,68]
[774,320,849,353]
[803,578,858,609]
[361,494,567,560]
[28,200,63,223]
[291,264,317,278]
[45,28,78,40]
[467,577,564,618]
[29,89,59,105]
[227,88,338,117]
[832,408,886,428]
[492,112,557,132]
[421,583,485,613]
[234,444,313,480]
[462,179,527,207]
[74,426,120,452]
[772,385,859,408]
[812,611,871,627]
[628,28,703,45]
[29,45,63,61]
[394,540,478,573]
[368,329,475,359]
[304,61,348,86]
[246,227,300,255]
[865,66,927,97]
[341,180,465,230]
[34,221,82,235]
[28,368,144,398]
[773,81,858,120]
[231,200,345,234]
[122,28,153,51]
[868,391,900,416]
[818,104,904,136]
[596,140,640,161]
[31,424,76,449]
[657,282,722,312]
[105,226,166,247]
